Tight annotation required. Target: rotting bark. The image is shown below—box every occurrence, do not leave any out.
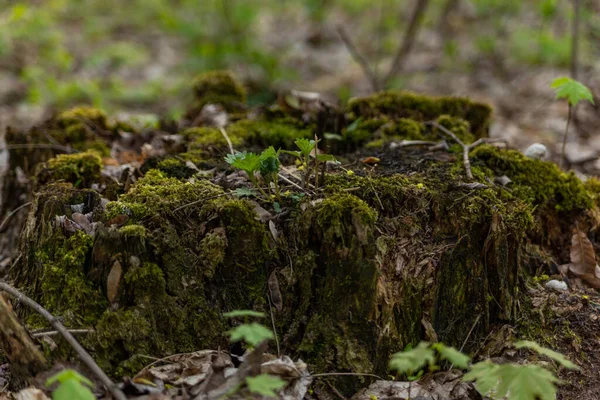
[3,70,600,396]
[0,293,46,388]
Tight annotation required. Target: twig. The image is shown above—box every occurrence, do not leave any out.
[571,0,581,80]
[449,313,482,370]
[32,329,94,338]
[219,128,235,155]
[337,26,381,92]
[324,380,347,400]
[426,121,499,181]
[0,202,31,233]
[0,281,127,400]
[393,139,439,147]
[384,0,431,83]
[0,144,78,153]
[173,192,232,212]
[135,350,218,377]
[266,293,280,357]
[312,372,386,380]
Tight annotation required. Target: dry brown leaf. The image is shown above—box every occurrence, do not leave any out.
[107,260,123,303]
[268,271,283,311]
[569,230,597,276]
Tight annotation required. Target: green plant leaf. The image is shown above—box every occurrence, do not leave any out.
[346,117,363,132]
[315,154,337,162]
[323,132,343,141]
[551,77,594,107]
[294,138,315,157]
[463,360,502,397]
[51,379,96,400]
[224,151,261,177]
[432,343,471,369]
[232,187,257,198]
[464,361,560,400]
[280,149,301,158]
[389,342,435,374]
[246,374,286,397]
[46,369,93,387]
[514,341,579,370]
[259,146,280,180]
[228,322,274,346]
[223,310,266,318]
[46,369,95,400]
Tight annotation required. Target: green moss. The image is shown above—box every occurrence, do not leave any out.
[119,224,146,238]
[117,169,223,220]
[471,145,593,212]
[227,119,313,149]
[182,126,245,152]
[347,91,492,138]
[156,157,198,179]
[434,114,475,143]
[35,150,102,188]
[53,106,112,156]
[30,231,107,327]
[90,309,154,375]
[191,70,247,110]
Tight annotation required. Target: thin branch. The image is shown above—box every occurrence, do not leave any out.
[266,293,280,357]
[0,202,31,233]
[337,26,381,92]
[571,0,581,80]
[0,144,78,153]
[219,128,235,155]
[384,0,431,83]
[450,313,482,370]
[32,329,94,338]
[311,372,386,380]
[426,121,499,181]
[0,281,127,400]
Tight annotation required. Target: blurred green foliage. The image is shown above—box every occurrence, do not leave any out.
[0,0,598,114]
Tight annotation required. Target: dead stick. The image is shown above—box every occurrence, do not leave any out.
[0,144,78,153]
[384,0,431,83]
[0,202,31,233]
[219,128,235,155]
[32,329,94,338]
[337,26,380,92]
[0,281,127,400]
[426,121,500,181]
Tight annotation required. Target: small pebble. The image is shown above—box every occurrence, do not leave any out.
[524,143,547,160]
[545,279,568,292]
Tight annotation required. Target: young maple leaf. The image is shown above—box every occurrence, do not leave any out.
[551,77,594,107]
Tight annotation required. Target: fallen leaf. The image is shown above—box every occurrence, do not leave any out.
[107,260,123,303]
[361,156,381,165]
[268,271,283,311]
[569,229,597,276]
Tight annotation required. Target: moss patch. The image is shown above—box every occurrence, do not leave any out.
[347,91,492,138]
[35,150,102,188]
[471,145,592,212]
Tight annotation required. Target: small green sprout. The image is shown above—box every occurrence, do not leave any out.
[550,77,594,168]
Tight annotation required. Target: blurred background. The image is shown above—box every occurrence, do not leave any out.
[1,0,599,165]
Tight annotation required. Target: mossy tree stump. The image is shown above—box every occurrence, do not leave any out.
[5,71,600,395]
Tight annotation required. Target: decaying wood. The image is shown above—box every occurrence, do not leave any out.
[0,281,127,400]
[0,293,46,387]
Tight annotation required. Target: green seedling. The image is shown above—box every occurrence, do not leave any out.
[550,77,594,168]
